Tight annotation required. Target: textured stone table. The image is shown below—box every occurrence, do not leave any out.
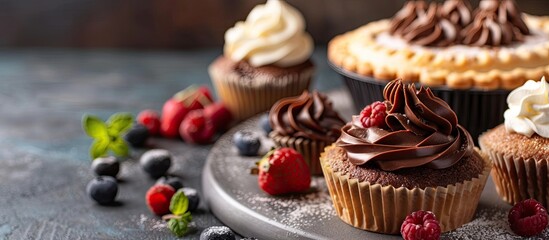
[0,48,342,239]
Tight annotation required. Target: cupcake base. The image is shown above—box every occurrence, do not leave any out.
[479,125,549,208]
[320,145,492,234]
[209,56,314,121]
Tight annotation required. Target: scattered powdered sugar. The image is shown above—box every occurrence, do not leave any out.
[137,214,166,231]
[235,178,336,228]
[442,207,549,239]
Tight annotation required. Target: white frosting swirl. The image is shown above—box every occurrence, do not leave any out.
[223,0,313,67]
[504,77,549,138]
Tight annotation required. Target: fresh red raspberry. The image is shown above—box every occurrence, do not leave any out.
[359,101,387,128]
[401,210,441,240]
[145,184,175,215]
[204,102,233,131]
[137,110,161,135]
[179,109,216,144]
[508,199,549,237]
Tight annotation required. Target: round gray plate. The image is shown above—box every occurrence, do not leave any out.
[202,89,549,240]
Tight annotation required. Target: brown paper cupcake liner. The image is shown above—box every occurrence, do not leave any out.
[329,62,510,142]
[270,132,326,175]
[320,146,492,234]
[209,63,313,121]
[479,140,549,208]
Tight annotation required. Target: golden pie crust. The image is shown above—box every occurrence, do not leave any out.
[328,15,549,90]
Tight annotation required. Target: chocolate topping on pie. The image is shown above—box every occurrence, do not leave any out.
[336,79,474,171]
[390,0,530,47]
[270,91,345,143]
[463,0,530,46]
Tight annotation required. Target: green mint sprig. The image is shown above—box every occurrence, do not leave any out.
[167,190,193,237]
[82,113,134,159]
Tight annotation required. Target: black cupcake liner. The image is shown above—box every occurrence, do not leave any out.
[329,62,511,141]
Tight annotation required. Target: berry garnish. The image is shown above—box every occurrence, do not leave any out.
[137,110,161,135]
[179,109,216,144]
[359,101,387,128]
[146,184,176,215]
[181,187,200,212]
[233,130,261,156]
[259,113,272,134]
[204,102,233,131]
[508,199,549,237]
[200,226,236,240]
[400,210,441,240]
[91,156,120,178]
[140,149,172,179]
[257,148,311,195]
[123,123,150,148]
[86,176,118,205]
[161,86,212,138]
[156,176,184,190]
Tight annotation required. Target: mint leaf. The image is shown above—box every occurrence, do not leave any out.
[109,137,129,157]
[82,115,108,139]
[90,138,109,159]
[180,211,192,223]
[107,113,133,135]
[168,218,188,237]
[170,190,189,216]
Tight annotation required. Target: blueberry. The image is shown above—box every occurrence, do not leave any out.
[86,176,118,205]
[156,176,184,190]
[181,187,200,212]
[91,156,120,177]
[123,123,149,148]
[233,130,261,156]
[259,113,272,134]
[140,149,172,179]
[199,226,235,240]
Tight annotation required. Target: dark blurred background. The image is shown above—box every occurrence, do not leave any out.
[0,0,548,49]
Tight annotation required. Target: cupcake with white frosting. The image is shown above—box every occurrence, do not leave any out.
[479,77,549,207]
[209,0,315,121]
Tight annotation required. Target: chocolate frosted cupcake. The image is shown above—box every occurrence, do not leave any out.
[320,79,492,234]
[209,0,314,121]
[269,91,345,175]
[479,77,549,207]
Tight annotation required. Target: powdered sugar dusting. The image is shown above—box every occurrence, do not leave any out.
[136,214,166,231]
[235,177,335,228]
[443,207,549,239]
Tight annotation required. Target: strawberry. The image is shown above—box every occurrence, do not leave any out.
[257,148,311,195]
[179,109,216,144]
[160,86,213,138]
[204,102,233,131]
[146,184,176,215]
[137,110,161,135]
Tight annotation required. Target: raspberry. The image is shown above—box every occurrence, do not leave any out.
[145,184,176,215]
[137,110,161,135]
[401,210,441,240]
[179,109,216,144]
[508,199,549,237]
[359,101,387,128]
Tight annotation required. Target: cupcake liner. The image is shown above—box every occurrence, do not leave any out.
[320,146,492,234]
[330,62,511,141]
[479,139,549,208]
[270,132,326,175]
[209,60,313,121]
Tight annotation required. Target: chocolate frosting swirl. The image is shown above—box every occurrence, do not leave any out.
[462,0,530,46]
[270,91,345,143]
[336,80,474,171]
[390,2,459,47]
[440,0,473,28]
